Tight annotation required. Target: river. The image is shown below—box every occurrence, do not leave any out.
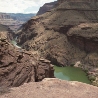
[11,40,21,48]
[11,40,91,84]
[54,66,91,84]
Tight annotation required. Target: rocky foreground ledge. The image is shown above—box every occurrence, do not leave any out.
[1,78,98,98]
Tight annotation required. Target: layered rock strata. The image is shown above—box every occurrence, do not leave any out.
[0,31,54,87]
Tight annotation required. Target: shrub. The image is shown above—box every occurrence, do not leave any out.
[88,75,96,81]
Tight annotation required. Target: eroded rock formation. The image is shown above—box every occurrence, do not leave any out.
[0,13,35,32]
[0,30,54,87]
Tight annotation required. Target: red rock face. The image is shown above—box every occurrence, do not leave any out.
[0,31,54,87]
[16,0,98,85]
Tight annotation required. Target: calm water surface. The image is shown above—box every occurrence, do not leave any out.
[11,40,21,48]
[54,66,91,84]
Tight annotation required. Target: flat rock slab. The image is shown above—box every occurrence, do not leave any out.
[1,78,98,98]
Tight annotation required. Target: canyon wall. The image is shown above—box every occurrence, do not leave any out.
[0,26,54,87]
[17,0,98,66]
[17,0,98,85]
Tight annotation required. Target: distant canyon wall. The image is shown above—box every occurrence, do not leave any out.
[0,13,35,32]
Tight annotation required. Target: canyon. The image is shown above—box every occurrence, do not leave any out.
[16,0,98,86]
[0,25,54,87]
[0,0,98,97]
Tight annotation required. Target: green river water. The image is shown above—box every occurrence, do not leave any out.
[12,40,91,84]
[54,66,91,84]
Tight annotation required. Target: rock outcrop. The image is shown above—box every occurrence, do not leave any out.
[1,78,98,98]
[0,29,54,87]
[37,1,57,15]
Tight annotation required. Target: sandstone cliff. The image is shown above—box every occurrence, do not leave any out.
[37,1,57,15]
[0,28,54,87]
[1,78,98,98]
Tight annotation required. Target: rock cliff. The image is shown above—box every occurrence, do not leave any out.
[0,28,54,87]
[1,78,98,98]
[37,1,57,15]
[17,0,98,85]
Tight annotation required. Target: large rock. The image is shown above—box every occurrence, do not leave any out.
[0,30,54,87]
[1,78,98,98]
